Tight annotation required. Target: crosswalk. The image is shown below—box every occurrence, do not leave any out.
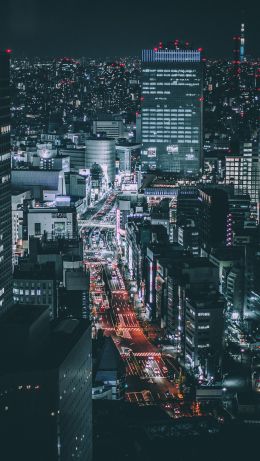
[126,391,154,404]
[133,352,161,357]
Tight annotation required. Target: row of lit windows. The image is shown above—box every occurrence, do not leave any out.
[143,133,197,137]
[143,127,196,131]
[143,116,193,120]
[143,126,199,131]
[143,121,194,126]
[143,109,193,112]
[143,82,199,87]
[13,288,52,295]
[143,114,198,118]
[143,138,199,143]
[143,91,171,94]
[143,123,193,127]
[144,82,192,86]
[143,69,197,74]
[143,121,195,126]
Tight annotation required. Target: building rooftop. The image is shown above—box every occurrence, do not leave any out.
[1,303,47,326]
[94,114,123,121]
[65,269,88,291]
[87,135,114,142]
[28,205,75,213]
[12,169,63,191]
[182,257,215,269]
[0,304,90,372]
[97,336,123,372]
[14,262,56,280]
[210,246,244,261]
[29,235,82,256]
[94,336,125,383]
[186,289,225,307]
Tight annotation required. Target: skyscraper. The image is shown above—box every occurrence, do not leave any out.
[0,50,12,313]
[225,138,260,219]
[141,41,203,176]
[240,22,245,62]
[0,305,92,461]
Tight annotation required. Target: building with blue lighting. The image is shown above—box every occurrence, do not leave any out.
[141,42,203,176]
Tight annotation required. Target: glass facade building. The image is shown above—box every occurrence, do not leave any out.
[141,47,203,175]
[0,51,12,314]
[85,137,116,185]
[225,139,260,218]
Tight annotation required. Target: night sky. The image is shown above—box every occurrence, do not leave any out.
[2,0,260,58]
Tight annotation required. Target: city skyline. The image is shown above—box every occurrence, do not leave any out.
[1,3,260,459]
[1,0,260,58]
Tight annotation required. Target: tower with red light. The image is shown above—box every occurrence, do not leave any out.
[240,23,245,62]
[141,41,203,176]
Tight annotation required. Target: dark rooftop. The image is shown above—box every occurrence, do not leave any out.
[210,246,244,261]
[0,304,90,372]
[14,262,56,280]
[1,303,47,326]
[97,336,123,372]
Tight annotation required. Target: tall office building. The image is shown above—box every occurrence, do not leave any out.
[141,42,203,175]
[225,138,260,218]
[0,50,12,313]
[198,188,229,251]
[0,305,92,461]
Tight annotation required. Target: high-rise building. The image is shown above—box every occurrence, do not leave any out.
[141,42,203,176]
[225,139,260,219]
[59,268,90,319]
[198,188,229,251]
[184,288,224,377]
[165,256,223,364]
[0,50,12,314]
[0,305,92,461]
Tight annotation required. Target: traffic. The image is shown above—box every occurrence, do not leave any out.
[82,192,202,418]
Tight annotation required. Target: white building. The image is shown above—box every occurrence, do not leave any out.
[12,169,66,200]
[85,137,116,185]
[27,206,77,239]
[12,190,31,265]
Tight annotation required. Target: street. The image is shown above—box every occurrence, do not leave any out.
[82,192,201,417]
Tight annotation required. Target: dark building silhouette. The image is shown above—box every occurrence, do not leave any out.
[0,305,92,461]
[0,50,12,313]
[93,335,126,400]
[198,188,229,251]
